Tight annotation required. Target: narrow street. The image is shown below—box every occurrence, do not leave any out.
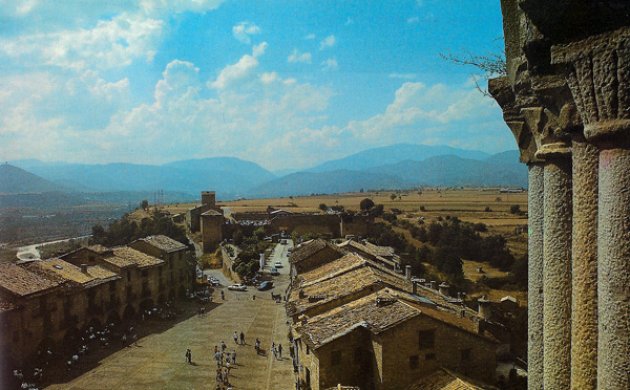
[46,242,295,390]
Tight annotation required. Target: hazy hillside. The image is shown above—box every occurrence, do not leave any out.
[307,143,490,172]
[247,170,409,198]
[11,158,276,198]
[370,152,527,188]
[0,164,66,194]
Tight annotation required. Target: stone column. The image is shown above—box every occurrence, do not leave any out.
[488,77,545,390]
[522,107,572,390]
[553,27,630,390]
[570,134,598,390]
[526,161,544,390]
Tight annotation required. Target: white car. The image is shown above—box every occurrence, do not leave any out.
[274,261,283,268]
[227,284,247,291]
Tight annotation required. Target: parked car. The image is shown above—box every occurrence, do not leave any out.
[257,281,274,291]
[270,268,280,276]
[207,276,220,286]
[281,239,288,245]
[274,261,283,268]
[228,284,247,291]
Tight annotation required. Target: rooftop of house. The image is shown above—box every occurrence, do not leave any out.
[29,258,119,287]
[134,235,188,253]
[297,252,367,284]
[406,368,496,390]
[289,239,346,265]
[107,247,164,269]
[294,288,420,349]
[87,244,112,255]
[0,263,61,298]
[337,239,400,268]
[201,209,223,217]
[288,261,412,316]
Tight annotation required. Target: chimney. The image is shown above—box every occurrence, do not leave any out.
[405,265,412,280]
[430,280,438,290]
[438,282,450,296]
[477,295,492,321]
[80,264,89,274]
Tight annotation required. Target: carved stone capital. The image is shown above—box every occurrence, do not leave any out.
[489,76,541,164]
[521,106,572,160]
[552,27,630,148]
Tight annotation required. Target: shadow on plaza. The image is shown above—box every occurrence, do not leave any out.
[8,300,224,390]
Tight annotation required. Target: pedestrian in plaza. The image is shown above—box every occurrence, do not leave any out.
[233,331,238,344]
[271,342,276,358]
[221,290,225,300]
[239,331,245,345]
[185,348,192,364]
[278,343,283,359]
[231,349,236,365]
[221,340,227,352]
[214,351,222,367]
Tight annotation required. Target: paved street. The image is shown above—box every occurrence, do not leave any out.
[46,242,295,390]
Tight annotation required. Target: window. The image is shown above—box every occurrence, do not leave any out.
[419,330,435,350]
[460,348,471,362]
[331,350,342,365]
[409,355,419,369]
[425,353,436,360]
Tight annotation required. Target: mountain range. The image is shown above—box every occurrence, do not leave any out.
[3,144,526,200]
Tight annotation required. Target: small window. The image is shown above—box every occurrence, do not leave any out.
[419,330,435,350]
[460,348,471,362]
[331,350,342,365]
[409,355,419,369]
[425,353,436,360]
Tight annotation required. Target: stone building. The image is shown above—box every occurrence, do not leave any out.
[186,191,220,232]
[200,210,225,252]
[0,237,189,370]
[289,239,347,279]
[129,234,194,300]
[489,2,630,389]
[0,263,62,369]
[337,239,401,272]
[292,288,498,390]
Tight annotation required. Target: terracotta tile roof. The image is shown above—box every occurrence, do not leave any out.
[109,247,164,268]
[289,262,413,316]
[297,252,366,284]
[135,235,188,253]
[337,240,400,268]
[30,259,119,286]
[290,239,346,264]
[294,289,420,349]
[0,263,61,298]
[407,368,496,390]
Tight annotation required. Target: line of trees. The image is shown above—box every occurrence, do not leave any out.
[90,211,188,247]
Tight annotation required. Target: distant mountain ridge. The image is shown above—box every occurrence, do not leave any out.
[0,164,66,194]
[306,143,490,172]
[6,145,526,200]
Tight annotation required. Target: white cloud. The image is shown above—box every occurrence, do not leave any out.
[319,35,336,50]
[388,73,417,80]
[260,72,279,85]
[304,33,316,40]
[0,13,164,71]
[287,49,312,64]
[321,58,338,71]
[210,42,267,89]
[407,16,419,24]
[232,21,261,44]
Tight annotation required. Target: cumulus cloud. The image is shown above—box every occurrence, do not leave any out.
[319,35,336,50]
[304,33,316,40]
[210,42,267,89]
[288,49,312,64]
[232,21,261,44]
[321,58,338,71]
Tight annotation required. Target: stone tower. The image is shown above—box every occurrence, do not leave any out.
[201,210,224,253]
[201,191,216,209]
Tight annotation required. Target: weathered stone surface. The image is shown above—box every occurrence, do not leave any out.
[542,157,572,390]
[552,27,630,148]
[571,138,598,390]
[527,163,544,390]
[595,148,630,390]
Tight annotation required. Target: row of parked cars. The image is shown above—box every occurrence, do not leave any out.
[227,280,274,291]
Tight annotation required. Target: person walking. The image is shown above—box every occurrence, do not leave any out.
[239,331,245,345]
[221,290,225,300]
[271,342,276,359]
[185,348,192,364]
[278,343,282,359]
[233,331,238,344]
[221,340,227,352]
[231,349,236,364]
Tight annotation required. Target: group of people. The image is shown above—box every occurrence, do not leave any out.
[213,340,238,388]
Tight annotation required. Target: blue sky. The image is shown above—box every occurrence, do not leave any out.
[0,0,513,170]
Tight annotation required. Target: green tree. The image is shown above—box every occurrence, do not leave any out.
[360,198,375,211]
[141,199,149,211]
[319,203,328,211]
[390,193,397,201]
[510,204,521,214]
